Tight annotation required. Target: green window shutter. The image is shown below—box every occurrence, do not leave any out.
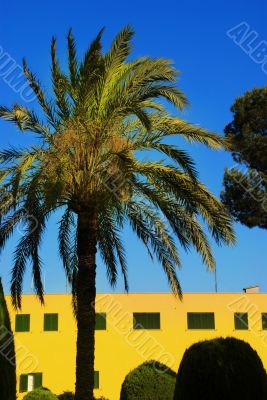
[19,375,28,392]
[133,313,160,329]
[44,314,58,331]
[95,313,106,330]
[234,313,248,330]
[33,373,43,389]
[15,314,30,332]
[187,313,215,329]
[262,313,267,330]
[94,371,99,389]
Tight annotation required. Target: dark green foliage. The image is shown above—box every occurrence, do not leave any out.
[22,388,58,399]
[57,392,74,400]
[120,361,176,400]
[222,168,267,229]
[57,393,109,400]
[222,86,267,229]
[225,87,267,173]
[95,398,110,399]
[0,277,16,400]
[174,337,267,400]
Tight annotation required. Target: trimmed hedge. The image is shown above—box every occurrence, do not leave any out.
[57,392,74,400]
[120,361,176,400]
[174,337,267,400]
[0,277,16,400]
[57,393,109,400]
[22,388,58,400]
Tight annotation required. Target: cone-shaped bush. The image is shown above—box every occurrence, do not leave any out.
[174,337,267,400]
[57,392,108,400]
[120,360,176,400]
[0,277,16,400]
[57,392,74,400]
[22,388,58,399]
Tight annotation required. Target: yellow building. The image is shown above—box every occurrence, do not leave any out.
[5,290,267,399]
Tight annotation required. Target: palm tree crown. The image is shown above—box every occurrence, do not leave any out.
[0,26,235,309]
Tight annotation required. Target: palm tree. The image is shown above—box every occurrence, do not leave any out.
[0,26,235,400]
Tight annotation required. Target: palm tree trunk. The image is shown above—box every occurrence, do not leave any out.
[75,211,97,400]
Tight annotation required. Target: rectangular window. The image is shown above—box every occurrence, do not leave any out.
[44,313,58,331]
[15,314,30,332]
[19,373,43,392]
[19,375,28,392]
[33,373,43,389]
[133,313,160,329]
[187,313,215,329]
[94,371,99,389]
[234,312,248,330]
[95,313,106,330]
[262,313,267,330]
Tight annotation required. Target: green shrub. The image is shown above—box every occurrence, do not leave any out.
[96,398,110,400]
[120,360,176,400]
[57,393,109,400]
[95,398,110,400]
[0,277,16,400]
[57,392,74,400]
[22,388,58,400]
[174,337,267,400]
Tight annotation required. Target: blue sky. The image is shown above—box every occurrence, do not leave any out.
[0,0,266,295]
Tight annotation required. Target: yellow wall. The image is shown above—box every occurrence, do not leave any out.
[5,292,267,399]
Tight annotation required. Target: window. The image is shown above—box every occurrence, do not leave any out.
[95,313,106,330]
[94,371,99,389]
[19,373,42,392]
[133,313,160,329]
[187,313,215,329]
[15,314,30,332]
[44,313,58,331]
[234,312,248,330]
[262,313,267,330]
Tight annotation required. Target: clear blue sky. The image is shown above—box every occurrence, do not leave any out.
[0,0,266,295]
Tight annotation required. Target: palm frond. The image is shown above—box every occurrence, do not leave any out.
[58,207,76,282]
[51,37,70,120]
[0,147,27,164]
[151,114,225,149]
[23,59,58,127]
[67,29,78,88]
[104,25,134,70]
[140,84,188,110]
[11,195,48,308]
[0,209,24,251]
[126,201,182,297]
[11,234,30,309]
[97,214,118,287]
[135,142,197,179]
[0,105,53,140]
[79,27,104,81]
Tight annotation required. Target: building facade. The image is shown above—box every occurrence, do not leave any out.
[5,292,267,399]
